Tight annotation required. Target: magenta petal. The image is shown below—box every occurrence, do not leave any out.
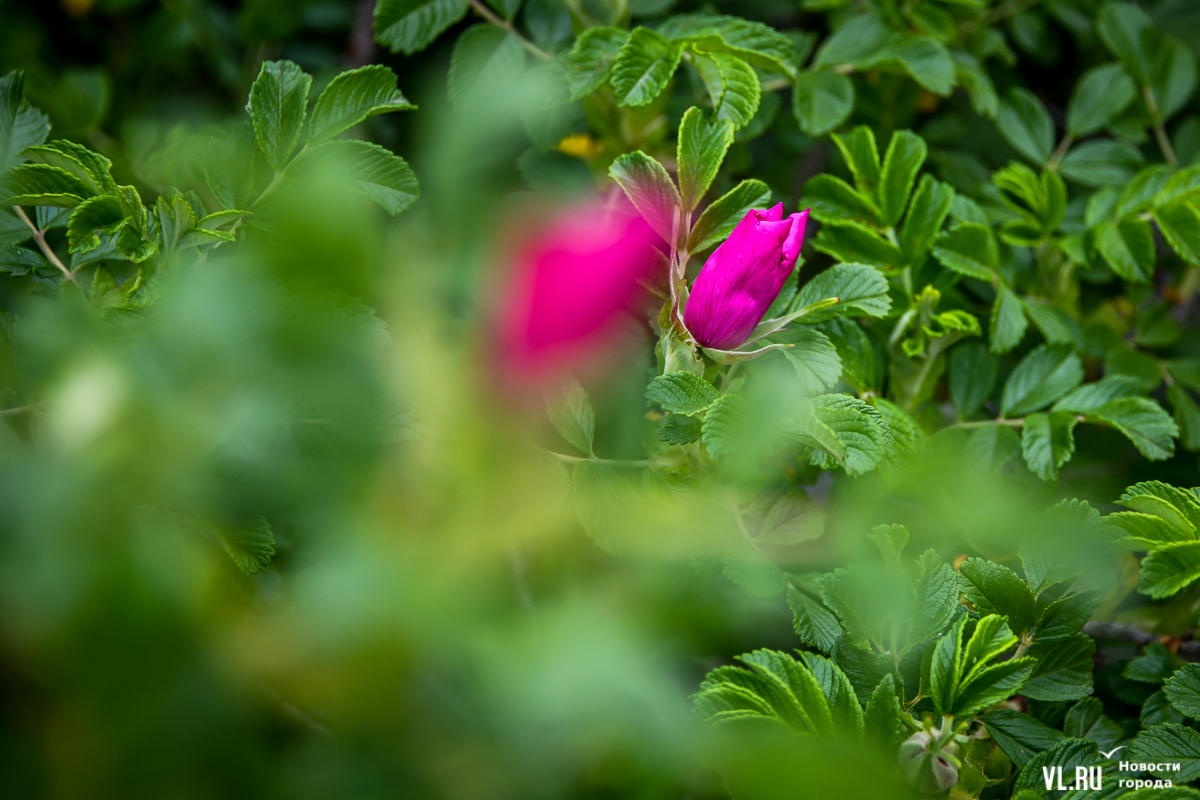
[683,207,809,350]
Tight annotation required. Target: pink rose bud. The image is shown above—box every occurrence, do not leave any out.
[496,203,661,382]
[683,204,808,350]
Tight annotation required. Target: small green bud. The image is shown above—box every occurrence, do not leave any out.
[899,731,959,794]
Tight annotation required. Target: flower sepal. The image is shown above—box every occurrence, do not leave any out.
[700,342,794,364]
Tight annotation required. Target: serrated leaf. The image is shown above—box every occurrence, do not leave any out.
[831,126,881,194]
[217,517,276,575]
[908,550,959,650]
[793,263,891,323]
[802,174,878,228]
[959,557,1037,633]
[807,394,889,475]
[1002,345,1084,417]
[1059,139,1145,188]
[927,614,965,716]
[877,130,926,227]
[66,195,125,254]
[645,371,719,415]
[798,651,864,734]
[980,710,1065,768]
[863,673,903,747]
[22,139,118,197]
[1140,541,1200,599]
[448,25,526,107]
[611,28,683,107]
[1155,200,1200,265]
[1165,663,1200,718]
[933,223,997,280]
[546,376,595,455]
[1066,62,1137,138]
[609,151,680,242]
[965,424,1023,470]
[812,221,902,269]
[309,65,414,144]
[998,88,1054,165]
[563,27,628,101]
[1021,634,1095,701]
[775,327,841,395]
[1,163,92,208]
[1021,411,1078,481]
[949,341,998,419]
[693,52,760,130]
[1125,642,1182,684]
[659,13,798,78]
[657,413,701,444]
[1086,397,1178,461]
[687,178,771,252]
[788,587,843,652]
[791,69,853,137]
[373,0,470,55]
[677,107,733,213]
[1095,217,1155,283]
[1129,724,1200,782]
[898,174,953,264]
[701,393,742,459]
[0,71,50,172]
[247,60,312,172]
[296,140,420,215]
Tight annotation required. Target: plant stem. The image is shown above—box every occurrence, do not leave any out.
[1144,85,1180,168]
[986,0,1042,24]
[0,405,33,416]
[948,417,1025,429]
[14,206,80,289]
[1048,133,1073,169]
[760,77,791,92]
[468,0,554,62]
[545,451,652,467]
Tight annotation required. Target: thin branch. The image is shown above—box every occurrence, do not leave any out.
[947,417,1026,429]
[986,0,1042,24]
[14,206,79,288]
[544,450,652,467]
[1144,85,1180,168]
[1083,620,1200,657]
[0,405,33,417]
[467,0,554,62]
[1048,133,1073,170]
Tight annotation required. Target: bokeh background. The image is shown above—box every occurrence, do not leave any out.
[1,1,1199,798]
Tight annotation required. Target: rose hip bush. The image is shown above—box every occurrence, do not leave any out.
[5,1,1200,798]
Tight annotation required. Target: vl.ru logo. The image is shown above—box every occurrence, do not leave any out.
[1042,766,1103,791]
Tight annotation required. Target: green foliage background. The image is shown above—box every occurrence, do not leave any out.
[7,1,1200,799]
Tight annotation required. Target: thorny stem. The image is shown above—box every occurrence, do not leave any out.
[15,206,80,289]
[1144,85,1180,169]
[468,0,554,62]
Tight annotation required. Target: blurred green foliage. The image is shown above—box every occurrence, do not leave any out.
[8,1,1200,799]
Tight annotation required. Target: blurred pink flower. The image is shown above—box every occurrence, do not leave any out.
[497,204,661,381]
[684,204,808,350]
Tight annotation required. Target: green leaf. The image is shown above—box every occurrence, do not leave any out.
[0,71,49,172]
[949,341,998,419]
[687,179,771,252]
[871,397,924,459]
[979,710,1065,768]
[1118,480,1200,533]
[656,413,702,444]
[863,673,903,748]
[21,140,118,197]
[447,26,525,107]
[792,263,891,323]
[965,425,1022,471]
[66,195,124,253]
[997,88,1054,166]
[1023,300,1078,346]
[297,140,420,215]
[806,394,889,475]
[1130,724,1200,782]
[1002,344,1084,417]
[788,587,843,652]
[645,371,719,415]
[877,130,927,227]
[1059,139,1145,188]
[791,70,853,137]
[308,64,414,143]
[1033,591,1097,641]
[801,174,878,228]
[1020,634,1095,701]
[0,163,92,207]
[545,376,595,456]
[694,52,761,130]
[898,174,953,264]
[812,13,892,69]
[831,125,881,194]
[204,123,258,211]
[1066,62,1137,138]
[1153,199,1200,265]
[1086,397,1178,461]
[776,327,842,395]
[932,223,998,280]
[757,491,826,546]
[677,107,734,213]
[1140,541,1200,599]
[798,652,864,734]
[1053,374,1144,413]
[868,34,956,96]
[1021,411,1078,481]
[217,517,276,575]
[1165,663,1200,718]
[1142,690,1187,729]
[1125,642,1183,684]
[1169,384,1200,450]
[958,557,1037,633]
[659,14,799,78]
[812,222,902,269]
[247,60,312,172]
[1014,739,1103,794]
[955,51,999,119]
[907,550,958,649]
[927,614,965,716]
[373,0,470,55]
[611,28,683,107]
[572,461,625,554]
[723,542,787,597]
[609,151,680,242]
[1095,216,1155,283]
[1106,512,1194,549]
[563,27,628,101]
[1097,0,1154,84]
[701,393,742,459]
[1065,697,1124,750]
[1151,36,1198,121]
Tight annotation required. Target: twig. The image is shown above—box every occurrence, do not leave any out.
[948,417,1026,429]
[1144,85,1180,168]
[0,405,33,417]
[14,206,80,288]
[544,450,652,467]
[986,0,1043,24]
[1083,620,1200,657]
[345,0,376,67]
[1048,133,1073,170]
[467,0,554,62]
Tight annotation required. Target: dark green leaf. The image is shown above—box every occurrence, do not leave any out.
[687,179,772,252]
[309,64,414,143]
[949,341,998,419]
[562,27,628,101]
[447,26,526,107]
[979,709,1065,768]
[297,140,419,215]
[1140,541,1200,599]
[1002,345,1084,417]
[997,88,1054,165]
[0,71,49,172]
[877,130,926,227]
[1066,63,1137,138]
[792,263,891,323]
[645,371,720,415]
[791,70,853,137]
[1021,411,1078,481]
[611,28,683,107]
[958,557,1037,633]
[1165,663,1200,718]
[373,0,470,55]
[677,107,734,213]
[247,60,312,172]
[609,151,680,241]
[898,174,953,263]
